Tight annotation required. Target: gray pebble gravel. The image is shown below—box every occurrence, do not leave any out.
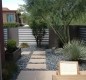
[46,49,86,71]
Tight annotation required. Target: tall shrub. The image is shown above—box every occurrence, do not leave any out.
[30,20,47,47]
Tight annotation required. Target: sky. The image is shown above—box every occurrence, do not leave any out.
[2,0,25,10]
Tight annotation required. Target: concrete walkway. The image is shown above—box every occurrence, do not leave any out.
[27,51,46,70]
[16,71,56,80]
[16,51,55,80]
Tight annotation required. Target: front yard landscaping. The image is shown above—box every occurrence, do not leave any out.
[46,49,86,70]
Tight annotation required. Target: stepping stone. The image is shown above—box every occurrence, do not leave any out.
[16,71,56,80]
[26,64,46,69]
[33,51,45,55]
[21,51,31,55]
[29,59,46,63]
[31,55,46,59]
[16,71,36,80]
[36,71,56,80]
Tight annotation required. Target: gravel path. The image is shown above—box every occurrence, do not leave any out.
[17,48,86,71]
[16,47,86,71]
[46,49,86,71]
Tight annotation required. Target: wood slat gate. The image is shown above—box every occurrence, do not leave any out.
[18,27,49,46]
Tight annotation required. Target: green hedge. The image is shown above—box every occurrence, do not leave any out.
[3,23,19,28]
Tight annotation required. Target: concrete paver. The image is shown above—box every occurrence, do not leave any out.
[36,71,56,80]
[16,71,36,80]
[31,55,46,59]
[16,71,56,80]
[26,64,46,69]
[21,51,31,55]
[29,59,46,63]
[33,51,45,55]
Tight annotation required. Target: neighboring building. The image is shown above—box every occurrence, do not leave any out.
[2,8,21,24]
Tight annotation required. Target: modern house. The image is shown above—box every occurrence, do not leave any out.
[2,8,21,24]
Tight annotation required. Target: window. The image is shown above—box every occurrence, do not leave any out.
[7,14,15,22]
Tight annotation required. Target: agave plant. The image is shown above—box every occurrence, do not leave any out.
[62,40,86,61]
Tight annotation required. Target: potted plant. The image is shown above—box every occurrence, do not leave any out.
[5,39,21,61]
